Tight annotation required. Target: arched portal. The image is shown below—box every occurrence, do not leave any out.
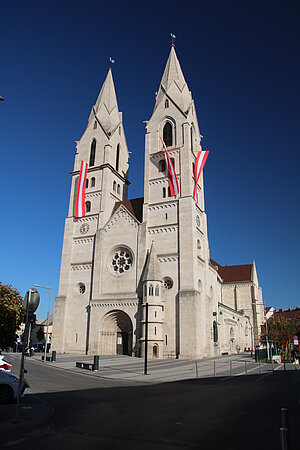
[99,310,133,356]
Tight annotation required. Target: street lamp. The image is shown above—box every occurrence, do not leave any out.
[33,284,52,364]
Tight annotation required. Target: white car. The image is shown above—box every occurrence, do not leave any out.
[0,371,29,403]
[0,355,12,372]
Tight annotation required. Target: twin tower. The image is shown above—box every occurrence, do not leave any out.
[52,45,263,358]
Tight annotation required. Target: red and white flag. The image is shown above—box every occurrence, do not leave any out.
[160,137,180,197]
[75,160,88,218]
[193,150,209,202]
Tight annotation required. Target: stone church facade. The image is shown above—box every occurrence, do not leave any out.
[52,46,265,359]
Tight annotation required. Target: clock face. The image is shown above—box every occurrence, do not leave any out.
[196,215,200,228]
[80,223,89,235]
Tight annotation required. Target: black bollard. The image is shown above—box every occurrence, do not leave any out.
[93,355,99,371]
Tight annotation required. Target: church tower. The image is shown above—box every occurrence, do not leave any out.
[143,45,212,358]
[52,68,130,353]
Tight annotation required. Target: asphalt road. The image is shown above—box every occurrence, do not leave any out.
[2,354,300,449]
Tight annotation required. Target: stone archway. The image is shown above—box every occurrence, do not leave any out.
[99,310,133,356]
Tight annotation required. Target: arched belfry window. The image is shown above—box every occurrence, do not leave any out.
[116,144,120,172]
[149,284,154,296]
[163,187,166,198]
[163,122,173,147]
[155,284,159,296]
[85,201,91,213]
[159,160,166,172]
[91,177,95,187]
[86,179,89,189]
[90,139,96,167]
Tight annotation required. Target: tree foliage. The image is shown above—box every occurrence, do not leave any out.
[0,283,25,348]
[262,318,299,346]
[36,326,44,342]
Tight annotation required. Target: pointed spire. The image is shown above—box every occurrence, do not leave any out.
[154,46,192,114]
[142,242,162,282]
[88,68,121,136]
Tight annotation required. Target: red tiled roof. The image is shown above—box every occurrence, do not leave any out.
[112,197,144,222]
[210,259,252,283]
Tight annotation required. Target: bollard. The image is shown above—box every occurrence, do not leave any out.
[230,360,232,377]
[280,428,290,450]
[245,361,247,375]
[259,359,262,374]
[214,361,216,377]
[93,355,99,371]
[284,361,286,371]
[51,351,56,362]
[195,361,198,378]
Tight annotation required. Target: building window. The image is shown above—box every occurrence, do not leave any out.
[213,320,218,343]
[163,187,166,198]
[165,335,168,345]
[116,144,120,172]
[165,213,168,219]
[85,201,91,213]
[93,121,97,129]
[154,311,157,318]
[76,282,86,294]
[113,181,116,191]
[75,333,78,343]
[168,186,171,197]
[198,279,202,293]
[149,284,154,296]
[159,160,166,172]
[91,177,95,187]
[165,99,169,108]
[164,277,173,289]
[86,179,89,189]
[155,284,159,296]
[117,184,120,194]
[190,126,193,151]
[163,122,173,147]
[144,284,147,297]
[111,248,133,274]
[154,326,157,335]
[90,139,96,166]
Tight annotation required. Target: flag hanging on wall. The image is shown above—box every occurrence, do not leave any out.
[75,160,88,218]
[193,150,209,202]
[160,137,180,197]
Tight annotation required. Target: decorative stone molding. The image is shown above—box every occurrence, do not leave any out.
[70,263,92,271]
[150,149,180,159]
[73,237,94,244]
[148,225,178,234]
[76,216,98,224]
[91,302,139,308]
[85,192,101,199]
[149,203,176,211]
[104,207,138,233]
[158,254,178,263]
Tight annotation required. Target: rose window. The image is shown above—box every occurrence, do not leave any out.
[164,277,173,289]
[111,249,133,274]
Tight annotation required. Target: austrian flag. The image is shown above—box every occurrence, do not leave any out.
[160,137,180,197]
[75,160,88,218]
[193,150,209,202]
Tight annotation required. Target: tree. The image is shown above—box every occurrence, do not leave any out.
[262,317,297,347]
[0,283,25,349]
[36,326,44,342]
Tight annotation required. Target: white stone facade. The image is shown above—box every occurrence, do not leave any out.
[52,46,264,359]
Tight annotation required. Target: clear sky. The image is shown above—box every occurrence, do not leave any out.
[1,0,299,319]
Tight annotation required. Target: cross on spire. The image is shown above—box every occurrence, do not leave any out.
[109,56,115,69]
[170,33,176,46]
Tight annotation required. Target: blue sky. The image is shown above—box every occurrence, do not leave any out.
[1,0,299,319]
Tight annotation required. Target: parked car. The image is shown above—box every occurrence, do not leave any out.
[0,355,12,372]
[0,371,29,404]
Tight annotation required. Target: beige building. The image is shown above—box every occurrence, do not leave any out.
[52,45,264,359]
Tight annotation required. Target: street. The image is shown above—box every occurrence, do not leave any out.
[1,353,300,449]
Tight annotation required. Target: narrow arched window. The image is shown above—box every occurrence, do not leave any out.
[170,158,175,170]
[86,179,89,189]
[149,284,154,296]
[113,181,116,191]
[165,99,169,108]
[91,177,95,187]
[159,160,166,172]
[85,201,91,213]
[116,144,120,172]
[144,284,147,297]
[93,121,97,129]
[168,186,171,197]
[155,284,159,296]
[89,139,96,166]
[117,184,120,194]
[163,122,173,147]
[193,162,195,177]
[163,187,166,198]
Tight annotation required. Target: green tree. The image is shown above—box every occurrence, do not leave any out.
[0,283,25,348]
[36,326,44,342]
[262,318,297,346]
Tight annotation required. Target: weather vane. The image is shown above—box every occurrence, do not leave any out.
[170,33,176,46]
[109,56,115,69]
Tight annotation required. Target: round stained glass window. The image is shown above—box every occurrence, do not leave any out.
[110,248,133,274]
[164,277,173,290]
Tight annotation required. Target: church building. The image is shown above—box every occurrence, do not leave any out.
[52,45,265,359]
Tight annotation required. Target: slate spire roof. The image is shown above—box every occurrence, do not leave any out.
[88,68,121,136]
[154,45,192,114]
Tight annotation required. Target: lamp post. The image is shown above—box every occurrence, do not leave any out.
[33,284,52,364]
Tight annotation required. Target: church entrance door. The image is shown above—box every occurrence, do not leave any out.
[100,310,133,356]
